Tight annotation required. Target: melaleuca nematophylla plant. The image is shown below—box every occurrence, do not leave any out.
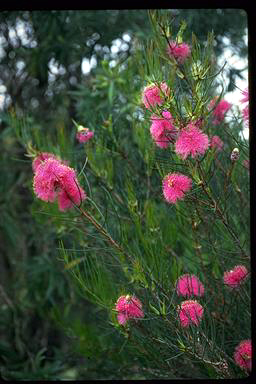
[19,10,250,379]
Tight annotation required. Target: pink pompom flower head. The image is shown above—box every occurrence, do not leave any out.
[177,300,204,328]
[176,274,204,297]
[150,110,178,148]
[223,265,249,289]
[167,40,191,64]
[115,295,144,326]
[142,82,170,110]
[234,339,252,372]
[33,157,86,211]
[208,97,231,125]
[175,123,209,160]
[210,135,224,152]
[162,172,192,204]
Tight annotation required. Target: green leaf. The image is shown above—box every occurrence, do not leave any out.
[108,81,114,105]
[149,303,160,315]
[177,20,187,44]
[176,68,185,79]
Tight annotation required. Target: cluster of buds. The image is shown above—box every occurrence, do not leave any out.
[73,119,94,143]
[230,148,239,162]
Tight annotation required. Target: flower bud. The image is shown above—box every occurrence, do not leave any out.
[231,148,239,162]
[77,124,88,132]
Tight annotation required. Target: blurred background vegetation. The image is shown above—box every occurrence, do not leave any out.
[0,9,248,379]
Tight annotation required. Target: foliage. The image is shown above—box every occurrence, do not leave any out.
[0,9,250,380]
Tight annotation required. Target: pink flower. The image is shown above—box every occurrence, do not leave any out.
[209,97,231,124]
[240,88,249,127]
[162,172,192,204]
[32,152,59,173]
[76,128,94,143]
[223,265,249,288]
[33,157,86,211]
[178,300,204,327]
[142,82,170,110]
[176,274,204,297]
[115,295,144,325]
[175,123,209,159]
[210,135,224,151]
[33,158,63,202]
[234,339,252,372]
[150,110,178,148]
[167,40,191,64]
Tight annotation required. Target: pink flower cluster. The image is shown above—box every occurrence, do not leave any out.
[167,40,191,64]
[76,128,94,143]
[33,153,86,211]
[142,82,170,110]
[146,109,210,205]
[210,135,224,152]
[142,87,210,162]
[175,123,209,159]
[162,172,192,204]
[209,97,231,125]
[234,339,252,372]
[176,275,204,327]
[177,300,204,327]
[150,110,178,148]
[240,88,249,127]
[176,274,204,297]
[115,295,144,325]
[223,265,248,288]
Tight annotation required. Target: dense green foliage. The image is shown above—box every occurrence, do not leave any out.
[0,9,249,380]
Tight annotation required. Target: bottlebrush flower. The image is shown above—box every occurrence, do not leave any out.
[162,172,192,204]
[177,300,204,327]
[210,135,224,151]
[176,274,204,297]
[142,82,170,110]
[115,295,144,325]
[167,40,191,64]
[32,152,59,173]
[234,340,252,372]
[175,123,209,159]
[240,88,249,127]
[209,97,231,125]
[33,157,86,211]
[76,128,94,143]
[150,110,178,148]
[223,265,248,288]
